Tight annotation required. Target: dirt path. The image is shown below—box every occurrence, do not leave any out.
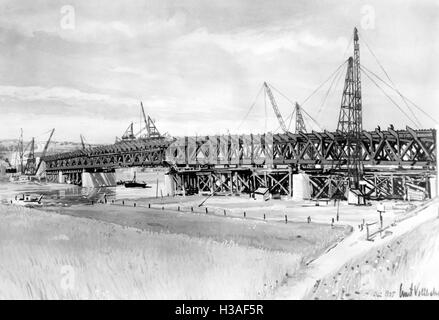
[274,199,439,299]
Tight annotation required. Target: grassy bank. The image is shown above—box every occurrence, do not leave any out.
[45,203,349,263]
[309,213,439,300]
[0,204,303,299]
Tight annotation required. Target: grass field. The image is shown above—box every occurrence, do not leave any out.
[0,203,335,299]
[44,203,349,262]
[308,212,439,300]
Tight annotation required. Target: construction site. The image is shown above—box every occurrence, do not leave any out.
[24,27,436,206]
[1,24,438,300]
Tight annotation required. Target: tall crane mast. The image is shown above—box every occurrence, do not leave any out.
[24,137,36,175]
[337,27,362,134]
[295,102,307,133]
[17,128,24,174]
[80,134,88,150]
[263,82,288,133]
[336,27,364,195]
[80,134,85,150]
[35,128,55,175]
[121,122,135,140]
[140,101,161,138]
[118,103,162,141]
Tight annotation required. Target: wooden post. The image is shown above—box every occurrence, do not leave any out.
[182,174,186,197]
[285,214,288,224]
[244,211,246,218]
[288,166,293,197]
[390,175,394,197]
[264,171,267,188]
[336,200,340,221]
[252,173,256,197]
[374,175,378,198]
[205,207,208,214]
[263,213,266,220]
[224,210,226,216]
[229,172,233,196]
[134,203,136,207]
[209,173,214,195]
[156,177,159,198]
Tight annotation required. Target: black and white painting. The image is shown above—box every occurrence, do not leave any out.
[0,0,438,302]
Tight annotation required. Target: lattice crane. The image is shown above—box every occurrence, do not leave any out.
[295,102,307,133]
[336,27,364,196]
[80,134,87,150]
[263,82,288,133]
[140,102,161,139]
[35,128,55,175]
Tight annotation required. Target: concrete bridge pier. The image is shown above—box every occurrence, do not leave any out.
[82,171,116,188]
[58,171,64,183]
[48,169,115,187]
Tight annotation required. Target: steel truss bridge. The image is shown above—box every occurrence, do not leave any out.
[42,126,436,200]
[41,28,437,201]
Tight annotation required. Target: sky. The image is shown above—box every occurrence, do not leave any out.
[0,0,438,143]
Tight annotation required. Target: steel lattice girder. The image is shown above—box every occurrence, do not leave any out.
[43,137,170,171]
[171,169,291,196]
[166,127,435,167]
[308,175,349,199]
[42,126,436,171]
[361,173,430,200]
[308,172,432,200]
[272,127,436,166]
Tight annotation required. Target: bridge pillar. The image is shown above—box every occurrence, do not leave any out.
[292,172,312,200]
[82,172,116,188]
[58,171,64,183]
[164,173,175,196]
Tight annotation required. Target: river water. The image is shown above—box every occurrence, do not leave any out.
[0,182,164,207]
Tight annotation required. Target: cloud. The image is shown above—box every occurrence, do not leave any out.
[178,27,349,56]
[0,85,137,106]
[0,0,437,143]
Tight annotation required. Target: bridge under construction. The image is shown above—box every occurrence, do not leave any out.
[41,28,437,202]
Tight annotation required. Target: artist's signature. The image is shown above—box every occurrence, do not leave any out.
[367,283,439,299]
[399,283,439,298]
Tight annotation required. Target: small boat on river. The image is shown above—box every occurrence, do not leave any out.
[124,172,151,188]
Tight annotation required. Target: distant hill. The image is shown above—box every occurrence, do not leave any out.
[0,139,99,165]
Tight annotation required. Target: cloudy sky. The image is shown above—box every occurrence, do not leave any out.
[0,0,438,143]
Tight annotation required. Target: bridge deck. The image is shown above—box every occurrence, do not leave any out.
[42,126,436,172]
